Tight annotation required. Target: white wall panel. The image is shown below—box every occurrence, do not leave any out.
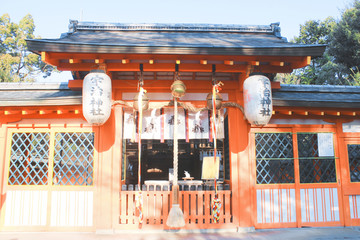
[349,195,360,219]
[300,188,339,223]
[5,190,47,226]
[50,191,93,227]
[256,188,296,224]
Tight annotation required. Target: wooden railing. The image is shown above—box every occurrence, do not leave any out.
[118,190,233,230]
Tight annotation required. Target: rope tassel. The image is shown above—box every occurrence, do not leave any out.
[166,97,185,228]
[211,81,223,223]
[166,72,186,228]
[212,196,222,223]
[135,191,143,224]
[136,86,146,226]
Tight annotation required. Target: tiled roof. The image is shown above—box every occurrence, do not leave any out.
[272,84,360,108]
[0,82,81,106]
[26,21,325,57]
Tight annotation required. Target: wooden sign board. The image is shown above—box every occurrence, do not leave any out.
[201,156,220,179]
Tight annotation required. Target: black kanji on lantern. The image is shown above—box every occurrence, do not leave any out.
[89,75,105,116]
[259,81,271,116]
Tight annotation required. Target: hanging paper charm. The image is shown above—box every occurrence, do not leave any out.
[243,75,273,126]
[82,70,112,125]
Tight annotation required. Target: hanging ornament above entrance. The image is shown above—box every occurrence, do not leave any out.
[208,65,222,223]
[171,80,186,98]
[134,64,149,112]
[82,69,112,125]
[243,74,273,126]
[206,91,223,110]
[166,64,186,228]
[133,92,149,111]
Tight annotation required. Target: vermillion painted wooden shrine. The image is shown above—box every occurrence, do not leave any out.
[1,20,360,232]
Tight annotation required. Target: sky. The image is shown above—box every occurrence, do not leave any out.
[2,0,355,82]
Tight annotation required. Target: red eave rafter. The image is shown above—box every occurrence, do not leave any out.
[272,106,360,120]
[41,52,311,73]
[67,79,280,91]
[0,106,83,123]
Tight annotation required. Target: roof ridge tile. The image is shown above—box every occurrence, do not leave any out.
[68,20,276,34]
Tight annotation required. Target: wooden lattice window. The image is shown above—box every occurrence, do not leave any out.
[8,132,50,185]
[347,144,360,182]
[255,133,294,184]
[297,133,336,183]
[8,130,95,186]
[53,132,94,186]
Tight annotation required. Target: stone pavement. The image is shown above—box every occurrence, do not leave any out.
[0,227,360,240]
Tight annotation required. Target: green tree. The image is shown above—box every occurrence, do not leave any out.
[282,17,348,85]
[349,67,360,86]
[294,18,334,45]
[329,0,360,85]
[279,0,360,86]
[0,14,54,82]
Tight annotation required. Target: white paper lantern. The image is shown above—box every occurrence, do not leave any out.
[82,70,112,125]
[243,75,273,126]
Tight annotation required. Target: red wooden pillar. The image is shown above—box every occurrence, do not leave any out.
[94,108,117,232]
[0,125,7,213]
[112,106,123,228]
[336,120,352,227]
[228,75,253,228]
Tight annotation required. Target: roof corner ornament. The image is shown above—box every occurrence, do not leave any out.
[68,20,79,33]
[270,22,282,38]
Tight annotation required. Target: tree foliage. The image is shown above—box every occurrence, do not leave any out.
[0,14,54,82]
[329,0,360,72]
[278,0,360,86]
[290,18,347,85]
[293,18,335,45]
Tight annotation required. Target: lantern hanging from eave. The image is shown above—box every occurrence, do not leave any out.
[82,70,112,125]
[243,74,273,126]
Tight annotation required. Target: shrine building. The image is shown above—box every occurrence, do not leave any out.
[0,21,360,232]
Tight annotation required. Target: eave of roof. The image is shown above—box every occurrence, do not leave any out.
[27,40,326,57]
[0,83,359,109]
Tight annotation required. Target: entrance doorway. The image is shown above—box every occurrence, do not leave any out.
[341,139,360,226]
[252,126,343,228]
